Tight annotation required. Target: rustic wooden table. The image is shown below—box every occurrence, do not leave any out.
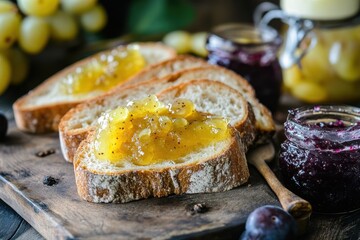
[0,98,43,240]
[0,86,359,239]
[1,196,359,240]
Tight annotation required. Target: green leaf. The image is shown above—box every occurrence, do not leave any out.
[127,0,194,35]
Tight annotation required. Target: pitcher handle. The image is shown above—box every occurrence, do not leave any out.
[253,2,281,26]
[278,17,317,68]
[254,2,317,68]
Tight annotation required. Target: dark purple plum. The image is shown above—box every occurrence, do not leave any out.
[0,113,7,140]
[240,205,297,240]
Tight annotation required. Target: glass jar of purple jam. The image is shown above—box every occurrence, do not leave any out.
[206,23,282,113]
[279,105,360,213]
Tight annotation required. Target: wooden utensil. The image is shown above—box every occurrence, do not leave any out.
[247,142,312,233]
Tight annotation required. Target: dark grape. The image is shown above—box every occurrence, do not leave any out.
[240,205,297,240]
[0,113,8,139]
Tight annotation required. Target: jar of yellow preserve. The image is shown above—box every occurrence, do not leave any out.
[258,0,360,103]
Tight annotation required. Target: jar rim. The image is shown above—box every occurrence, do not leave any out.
[286,105,360,145]
[211,23,281,47]
[288,105,360,126]
[286,13,360,29]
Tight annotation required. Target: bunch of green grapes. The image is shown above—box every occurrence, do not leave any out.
[0,0,108,95]
[163,30,208,57]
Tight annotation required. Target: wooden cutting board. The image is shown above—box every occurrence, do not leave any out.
[0,123,279,240]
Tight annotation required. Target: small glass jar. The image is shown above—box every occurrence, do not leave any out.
[279,105,360,213]
[206,23,282,113]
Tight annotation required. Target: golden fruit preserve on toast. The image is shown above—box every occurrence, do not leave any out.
[94,95,231,166]
[60,45,146,94]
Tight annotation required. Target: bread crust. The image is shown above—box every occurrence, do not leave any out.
[74,130,250,203]
[238,102,257,150]
[59,127,94,162]
[157,65,256,97]
[13,43,176,133]
[119,55,208,88]
[14,100,81,133]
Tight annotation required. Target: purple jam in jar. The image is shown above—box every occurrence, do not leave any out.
[206,24,283,113]
[279,106,360,213]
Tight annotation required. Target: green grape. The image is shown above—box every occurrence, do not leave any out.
[330,42,360,82]
[0,53,11,95]
[301,38,333,83]
[80,4,107,33]
[6,48,29,85]
[163,31,191,54]
[322,27,358,45]
[325,78,360,102]
[190,32,208,57]
[353,25,360,40]
[0,1,18,13]
[48,11,78,41]
[61,0,97,14]
[282,65,302,89]
[19,16,50,54]
[18,0,59,17]
[0,12,21,49]
[291,81,327,103]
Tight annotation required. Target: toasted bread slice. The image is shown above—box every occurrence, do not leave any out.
[13,42,176,133]
[74,114,249,203]
[151,66,275,135]
[59,65,273,162]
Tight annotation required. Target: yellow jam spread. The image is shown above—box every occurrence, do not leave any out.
[60,45,146,95]
[94,95,231,166]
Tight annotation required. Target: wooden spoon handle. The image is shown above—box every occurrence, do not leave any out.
[247,143,312,219]
[247,143,312,234]
[251,157,312,220]
[252,158,312,234]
